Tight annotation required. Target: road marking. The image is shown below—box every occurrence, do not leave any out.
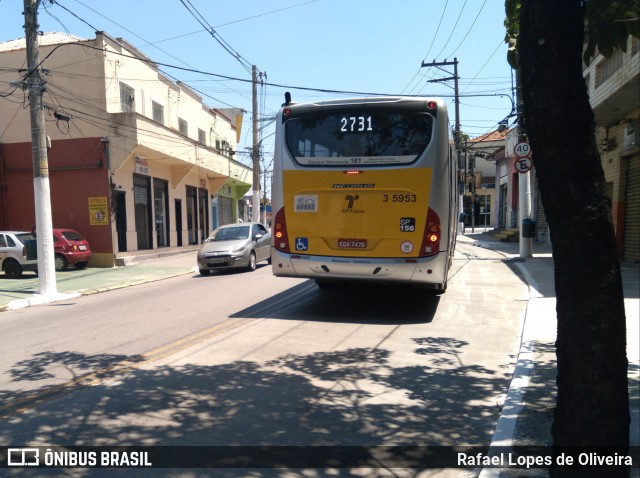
[0,318,256,420]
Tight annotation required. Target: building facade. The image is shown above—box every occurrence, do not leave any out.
[462,130,508,231]
[0,32,252,266]
[583,35,640,262]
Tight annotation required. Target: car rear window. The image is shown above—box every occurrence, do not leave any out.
[60,230,85,241]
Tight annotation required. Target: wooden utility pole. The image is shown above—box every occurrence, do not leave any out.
[23,0,57,295]
[251,65,260,223]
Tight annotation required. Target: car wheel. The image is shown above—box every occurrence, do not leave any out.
[75,261,88,270]
[4,260,23,279]
[246,252,257,272]
[267,254,272,265]
[199,269,211,276]
[54,254,68,271]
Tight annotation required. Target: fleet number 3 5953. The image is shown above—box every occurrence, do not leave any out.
[383,194,417,203]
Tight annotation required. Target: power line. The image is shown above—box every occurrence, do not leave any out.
[129,0,319,49]
[49,0,244,108]
[178,0,252,73]
[432,0,469,61]
[401,0,449,95]
[444,0,487,59]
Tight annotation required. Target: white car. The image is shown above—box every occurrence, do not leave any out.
[0,231,38,279]
[197,222,271,276]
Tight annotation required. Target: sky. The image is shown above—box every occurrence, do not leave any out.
[0,0,515,170]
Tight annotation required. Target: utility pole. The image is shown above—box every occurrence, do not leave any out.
[262,160,269,225]
[251,65,260,224]
[422,58,460,147]
[515,66,533,258]
[421,58,464,216]
[24,0,57,295]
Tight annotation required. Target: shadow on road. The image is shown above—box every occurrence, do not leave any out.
[2,335,510,476]
[230,280,440,324]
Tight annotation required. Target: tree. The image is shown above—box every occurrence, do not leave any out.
[505,0,638,475]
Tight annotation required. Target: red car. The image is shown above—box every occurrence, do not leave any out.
[53,229,91,271]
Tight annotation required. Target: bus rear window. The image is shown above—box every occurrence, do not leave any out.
[284,109,434,166]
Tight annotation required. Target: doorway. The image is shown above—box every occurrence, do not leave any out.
[186,186,197,245]
[114,190,127,252]
[154,179,169,247]
[134,174,152,250]
[175,199,183,247]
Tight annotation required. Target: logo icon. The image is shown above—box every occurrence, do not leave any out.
[345,194,360,209]
[8,448,40,467]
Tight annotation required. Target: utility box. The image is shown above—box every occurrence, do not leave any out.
[522,218,536,238]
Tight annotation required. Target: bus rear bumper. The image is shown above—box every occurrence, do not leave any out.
[271,249,448,287]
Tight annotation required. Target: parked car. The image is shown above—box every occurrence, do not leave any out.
[197,222,271,276]
[53,228,91,271]
[0,231,38,279]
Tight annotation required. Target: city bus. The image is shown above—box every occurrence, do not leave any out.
[270,95,458,292]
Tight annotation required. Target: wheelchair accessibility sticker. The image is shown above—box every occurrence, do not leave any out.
[295,237,309,251]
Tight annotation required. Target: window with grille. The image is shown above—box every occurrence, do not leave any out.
[152,101,164,124]
[120,83,135,113]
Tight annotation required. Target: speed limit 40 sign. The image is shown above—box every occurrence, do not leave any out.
[514,141,531,158]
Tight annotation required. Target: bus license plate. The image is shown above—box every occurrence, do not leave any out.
[338,239,367,249]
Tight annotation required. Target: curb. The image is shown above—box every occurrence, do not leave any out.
[478,262,549,477]
[3,268,198,311]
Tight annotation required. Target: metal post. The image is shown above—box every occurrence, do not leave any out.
[515,65,533,258]
[483,185,488,231]
[251,65,260,223]
[519,167,533,257]
[24,0,57,295]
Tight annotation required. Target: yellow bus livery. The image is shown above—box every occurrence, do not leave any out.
[271,96,457,292]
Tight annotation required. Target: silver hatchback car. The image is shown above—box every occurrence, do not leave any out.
[0,231,38,279]
[197,222,271,276]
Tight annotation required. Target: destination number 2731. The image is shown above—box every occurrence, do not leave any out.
[383,194,417,203]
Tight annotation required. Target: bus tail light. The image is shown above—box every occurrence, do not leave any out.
[420,207,441,257]
[273,207,290,253]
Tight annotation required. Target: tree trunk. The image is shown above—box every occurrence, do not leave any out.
[518,0,629,475]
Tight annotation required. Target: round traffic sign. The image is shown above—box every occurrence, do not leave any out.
[514,141,531,158]
[514,156,533,173]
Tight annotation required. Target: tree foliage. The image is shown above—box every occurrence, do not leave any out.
[505,0,640,67]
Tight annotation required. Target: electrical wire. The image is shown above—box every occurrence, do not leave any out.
[401,0,449,95]
[444,0,487,59]
[50,0,243,107]
[432,0,469,61]
[178,0,252,73]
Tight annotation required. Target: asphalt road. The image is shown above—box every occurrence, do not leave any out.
[0,243,529,477]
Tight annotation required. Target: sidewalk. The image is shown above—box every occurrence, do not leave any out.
[460,229,639,477]
[0,249,198,311]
